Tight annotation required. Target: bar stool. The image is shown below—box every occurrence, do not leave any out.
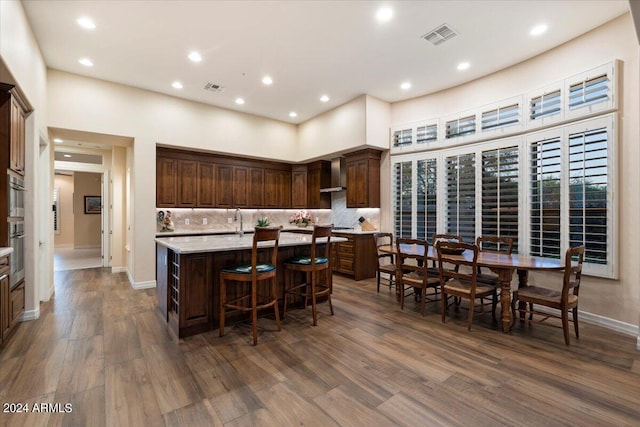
[282,225,333,326]
[219,227,281,346]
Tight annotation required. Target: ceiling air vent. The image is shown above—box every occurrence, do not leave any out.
[203,82,225,93]
[422,23,457,46]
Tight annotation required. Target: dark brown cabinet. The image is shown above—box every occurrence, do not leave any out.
[307,160,331,209]
[291,166,307,209]
[331,232,377,281]
[0,253,21,346]
[9,98,25,175]
[233,166,249,207]
[249,168,265,208]
[177,160,197,207]
[196,162,215,207]
[215,164,234,207]
[156,157,177,207]
[345,149,381,208]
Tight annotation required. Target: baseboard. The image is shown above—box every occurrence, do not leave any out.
[73,245,101,249]
[125,268,156,290]
[111,266,127,273]
[534,306,639,337]
[21,306,40,321]
[131,280,156,290]
[54,244,73,249]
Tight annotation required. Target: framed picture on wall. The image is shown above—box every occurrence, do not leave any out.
[84,196,101,214]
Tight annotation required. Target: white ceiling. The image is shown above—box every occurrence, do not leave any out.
[23,0,630,125]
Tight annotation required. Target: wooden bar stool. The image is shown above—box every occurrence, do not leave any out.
[219,227,281,346]
[282,225,333,326]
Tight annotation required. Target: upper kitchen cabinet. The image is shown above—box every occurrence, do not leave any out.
[291,165,307,209]
[176,160,197,207]
[232,166,249,207]
[0,85,32,176]
[215,164,234,208]
[265,169,291,208]
[249,168,265,208]
[345,149,381,208]
[307,160,331,209]
[156,156,178,207]
[196,162,215,207]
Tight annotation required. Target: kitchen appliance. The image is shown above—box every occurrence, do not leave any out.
[9,221,24,287]
[8,174,25,218]
[319,157,346,193]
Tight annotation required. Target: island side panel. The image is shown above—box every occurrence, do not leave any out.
[156,243,168,321]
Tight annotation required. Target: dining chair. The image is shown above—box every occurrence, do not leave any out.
[395,238,440,316]
[282,225,333,326]
[374,232,396,293]
[511,245,584,345]
[436,241,497,330]
[219,227,281,346]
[428,233,464,276]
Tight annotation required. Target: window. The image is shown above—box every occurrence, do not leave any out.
[481,146,519,252]
[393,129,412,147]
[530,89,561,121]
[416,159,437,241]
[481,104,519,131]
[568,126,608,265]
[417,124,437,144]
[569,74,608,110]
[446,115,476,139]
[446,153,475,243]
[530,135,562,259]
[393,161,413,239]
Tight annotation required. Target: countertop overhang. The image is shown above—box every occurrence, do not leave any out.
[155,231,347,254]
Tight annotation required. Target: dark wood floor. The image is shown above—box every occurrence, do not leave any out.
[1,268,639,426]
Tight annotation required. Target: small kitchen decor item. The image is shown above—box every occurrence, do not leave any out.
[84,196,101,214]
[161,210,175,231]
[290,210,312,227]
[256,217,270,227]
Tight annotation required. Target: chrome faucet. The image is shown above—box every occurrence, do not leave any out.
[234,208,244,236]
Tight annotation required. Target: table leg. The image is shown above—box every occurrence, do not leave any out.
[498,269,515,333]
[517,269,528,323]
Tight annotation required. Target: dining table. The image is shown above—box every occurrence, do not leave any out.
[378,244,565,332]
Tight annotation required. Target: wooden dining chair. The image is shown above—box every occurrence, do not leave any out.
[476,236,514,311]
[511,245,584,345]
[395,238,440,316]
[428,233,464,276]
[282,225,333,326]
[219,227,281,346]
[374,232,396,293]
[436,241,497,330]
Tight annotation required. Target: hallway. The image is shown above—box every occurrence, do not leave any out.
[53,247,102,271]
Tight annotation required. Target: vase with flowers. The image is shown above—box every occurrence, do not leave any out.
[289,210,312,227]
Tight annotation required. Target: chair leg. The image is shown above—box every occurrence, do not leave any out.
[282,268,289,319]
[272,277,281,331]
[377,271,381,293]
[573,306,579,339]
[441,291,447,323]
[400,282,405,311]
[251,280,259,346]
[529,303,534,320]
[561,309,570,346]
[491,292,497,323]
[219,277,226,337]
[510,295,517,331]
[311,271,318,326]
[420,286,426,316]
[327,269,334,316]
[467,297,474,331]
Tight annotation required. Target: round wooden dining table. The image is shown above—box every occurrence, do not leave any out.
[378,244,565,332]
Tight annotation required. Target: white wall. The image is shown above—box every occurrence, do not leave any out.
[54,174,74,247]
[0,0,49,317]
[387,14,640,328]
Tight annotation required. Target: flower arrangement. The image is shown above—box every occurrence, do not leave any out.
[289,210,312,227]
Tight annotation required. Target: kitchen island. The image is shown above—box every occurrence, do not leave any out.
[155,231,345,339]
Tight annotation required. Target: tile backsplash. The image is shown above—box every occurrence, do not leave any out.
[157,192,380,233]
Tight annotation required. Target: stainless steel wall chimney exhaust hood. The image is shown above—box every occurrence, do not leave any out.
[320,157,346,192]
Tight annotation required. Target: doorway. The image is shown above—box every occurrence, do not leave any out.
[53,170,106,271]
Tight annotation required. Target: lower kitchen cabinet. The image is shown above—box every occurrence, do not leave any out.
[331,232,377,281]
[0,253,23,346]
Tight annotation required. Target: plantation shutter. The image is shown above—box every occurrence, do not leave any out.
[393,129,412,147]
[569,74,609,110]
[530,136,562,258]
[393,161,413,239]
[416,159,437,241]
[481,104,519,131]
[530,89,561,120]
[446,153,475,243]
[417,124,437,144]
[446,115,476,139]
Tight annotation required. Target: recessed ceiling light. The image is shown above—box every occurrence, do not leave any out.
[262,76,273,85]
[53,138,63,143]
[400,82,411,90]
[63,154,72,158]
[171,81,183,89]
[188,51,202,63]
[376,7,393,23]
[530,24,548,36]
[320,95,330,102]
[76,17,96,30]
[235,98,245,105]
[78,58,93,67]
[289,112,297,118]
[457,62,470,71]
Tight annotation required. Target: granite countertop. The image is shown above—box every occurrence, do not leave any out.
[156,227,378,237]
[155,231,347,254]
[0,247,14,258]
